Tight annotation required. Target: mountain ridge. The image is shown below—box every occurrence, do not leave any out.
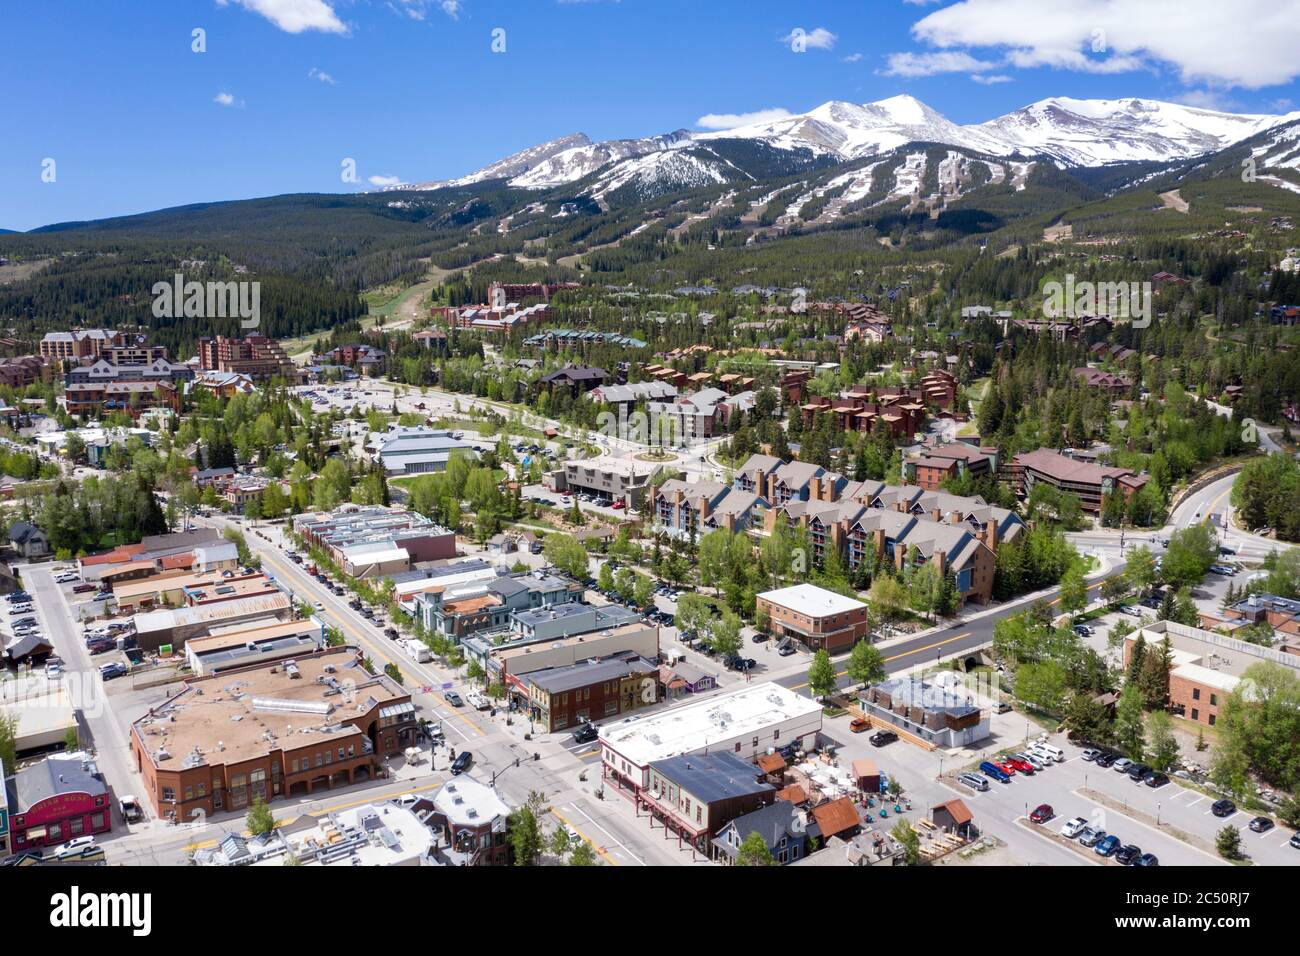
[391,95,1300,200]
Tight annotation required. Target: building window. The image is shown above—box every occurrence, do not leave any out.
[1208,714,1216,726]
[1191,708,1199,721]
[162,787,175,802]
[1192,688,1200,701]
[1210,694,1217,707]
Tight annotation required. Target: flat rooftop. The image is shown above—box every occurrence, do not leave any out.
[132,648,406,769]
[758,583,865,619]
[600,682,822,767]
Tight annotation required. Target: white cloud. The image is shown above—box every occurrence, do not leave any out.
[882,50,999,77]
[695,108,793,131]
[308,67,338,85]
[842,53,864,63]
[910,0,1300,89]
[780,27,838,51]
[368,174,404,186]
[214,91,239,107]
[216,0,347,35]
[1173,90,1243,111]
[971,73,1012,85]
[440,1,461,18]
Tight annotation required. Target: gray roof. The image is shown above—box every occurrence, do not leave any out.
[14,754,108,811]
[649,752,774,804]
[525,654,657,695]
[715,801,801,855]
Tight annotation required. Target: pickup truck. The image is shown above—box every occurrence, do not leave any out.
[119,795,144,823]
[465,692,492,711]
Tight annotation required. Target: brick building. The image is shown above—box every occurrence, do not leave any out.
[130,646,416,821]
[197,335,297,383]
[756,583,872,654]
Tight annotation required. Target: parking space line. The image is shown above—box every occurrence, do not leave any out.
[566,803,647,866]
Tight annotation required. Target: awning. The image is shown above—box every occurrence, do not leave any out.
[379,701,416,720]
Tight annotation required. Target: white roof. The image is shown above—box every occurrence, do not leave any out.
[757,583,865,618]
[433,777,511,827]
[599,681,822,767]
[1171,663,1240,693]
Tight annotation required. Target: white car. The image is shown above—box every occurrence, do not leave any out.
[54,836,96,858]
[1060,817,1089,839]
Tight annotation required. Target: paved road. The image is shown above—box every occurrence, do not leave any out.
[775,565,1125,697]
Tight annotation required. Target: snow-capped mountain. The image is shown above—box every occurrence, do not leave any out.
[976,97,1300,166]
[394,95,1300,199]
[399,133,594,190]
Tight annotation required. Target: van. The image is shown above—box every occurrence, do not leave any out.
[958,772,990,792]
[1034,743,1064,762]
[979,760,1011,783]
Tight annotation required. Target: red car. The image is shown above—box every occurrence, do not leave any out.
[611,501,625,510]
[1030,804,1054,824]
[994,760,1017,776]
[73,583,96,594]
[1005,757,1035,775]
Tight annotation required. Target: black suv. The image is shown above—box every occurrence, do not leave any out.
[450,751,473,775]
[1115,844,1142,865]
[1211,799,1237,817]
[1126,762,1151,782]
[572,723,598,744]
[869,730,899,747]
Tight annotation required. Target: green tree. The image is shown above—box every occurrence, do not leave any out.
[1124,545,1157,595]
[734,831,775,866]
[568,840,597,866]
[1115,684,1146,762]
[807,649,837,701]
[1058,564,1088,614]
[1145,709,1179,772]
[846,640,886,690]
[0,711,18,772]
[892,819,922,865]
[246,797,275,836]
[1216,824,1242,861]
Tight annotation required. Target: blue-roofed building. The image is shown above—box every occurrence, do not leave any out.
[372,426,478,476]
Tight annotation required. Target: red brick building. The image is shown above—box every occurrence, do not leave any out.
[6,754,113,853]
[130,646,416,822]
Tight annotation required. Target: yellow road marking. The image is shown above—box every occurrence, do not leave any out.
[791,631,973,690]
[549,807,618,866]
[258,543,487,737]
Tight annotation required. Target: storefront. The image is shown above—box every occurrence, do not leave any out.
[8,755,113,852]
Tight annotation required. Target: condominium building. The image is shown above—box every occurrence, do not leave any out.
[197,335,297,383]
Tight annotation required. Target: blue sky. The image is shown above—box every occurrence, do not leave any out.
[3,0,1300,231]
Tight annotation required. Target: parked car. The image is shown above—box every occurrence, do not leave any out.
[1290,833,1300,849]
[5,591,31,603]
[1095,834,1121,857]
[1135,853,1160,866]
[383,628,399,640]
[1095,751,1119,768]
[1211,799,1237,817]
[1119,604,1143,616]
[72,584,96,593]
[777,642,797,657]
[1060,816,1089,839]
[1112,757,1133,774]
[1079,827,1107,848]
[1248,816,1274,833]
[466,693,491,711]
[1015,751,1046,771]
[979,760,1011,783]
[1005,757,1035,775]
[86,640,115,655]
[571,723,598,744]
[1126,762,1151,782]
[1115,844,1143,865]
[1081,747,1101,761]
[751,632,768,644]
[869,730,898,747]
[994,760,1018,777]
[850,718,870,733]
[442,690,464,707]
[1072,624,1093,637]
[53,836,96,859]
[1143,771,1170,788]
[99,663,126,680]
[958,772,990,792]
[450,751,473,775]
[1029,804,1054,824]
